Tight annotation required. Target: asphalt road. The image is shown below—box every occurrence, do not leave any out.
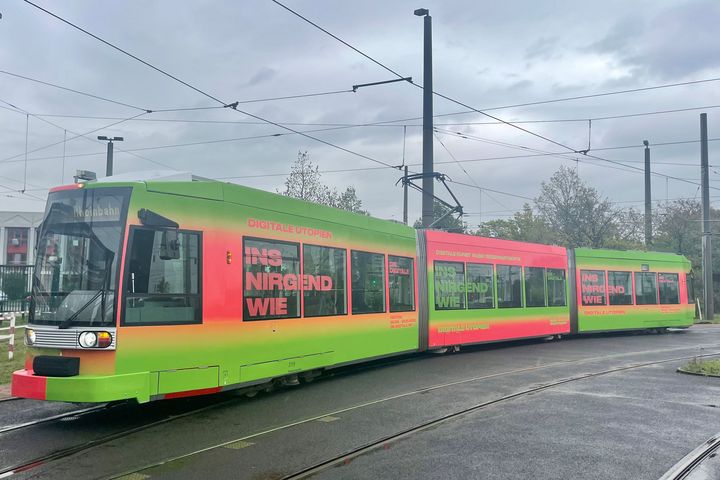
[3,326,720,480]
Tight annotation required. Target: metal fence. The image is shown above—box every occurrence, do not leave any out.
[0,265,33,313]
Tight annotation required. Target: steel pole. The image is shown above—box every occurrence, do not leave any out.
[403,165,409,225]
[701,113,713,320]
[644,141,652,247]
[420,13,434,227]
[106,140,114,177]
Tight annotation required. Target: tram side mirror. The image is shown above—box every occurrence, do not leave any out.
[159,229,180,260]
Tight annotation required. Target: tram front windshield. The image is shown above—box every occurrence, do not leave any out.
[32,187,130,327]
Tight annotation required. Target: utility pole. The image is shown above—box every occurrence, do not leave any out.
[644,140,652,247]
[97,136,124,177]
[701,113,713,321]
[403,165,409,225]
[415,8,434,227]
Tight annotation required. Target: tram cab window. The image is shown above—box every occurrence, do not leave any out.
[123,228,201,325]
[243,238,300,321]
[467,263,494,309]
[497,265,522,308]
[434,261,465,310]
[303,245,347,317]
[389,256,415,312]
[608,271,633,305]
[546,269,566,307]
[524,267,546,307]
[351,251,386,314]
[635,272,658,305]
[658,273,680,304]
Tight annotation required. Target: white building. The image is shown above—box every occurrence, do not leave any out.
[0,211,44,265]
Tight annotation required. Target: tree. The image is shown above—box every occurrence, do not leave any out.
[413,200,466,233]
[535,166,617,248]
[476,203,558,244]
[280,151,368,214]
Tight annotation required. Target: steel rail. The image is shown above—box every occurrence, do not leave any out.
[281,351,720,480]
[659,433,720,480]
[104,344,720,480]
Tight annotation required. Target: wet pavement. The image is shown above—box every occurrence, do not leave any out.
[2,326,720,480]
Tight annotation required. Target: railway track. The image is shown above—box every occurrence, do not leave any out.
[659,433,720,480]
[2,340,718,479]
[102,345,720,480]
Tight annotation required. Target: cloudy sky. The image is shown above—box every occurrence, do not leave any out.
[0,0,719,226]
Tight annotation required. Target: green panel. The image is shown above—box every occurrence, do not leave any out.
[157,366,219,394]
[46,372,155,403]
[145,181,224,200]
[239,351,334,382]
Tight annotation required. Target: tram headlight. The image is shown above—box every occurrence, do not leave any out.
[78,331,97,348]
[25,328,36,346]
[78,331,112,349]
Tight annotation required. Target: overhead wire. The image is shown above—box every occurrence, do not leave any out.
[21,0,400,171]
[268,0,720,188]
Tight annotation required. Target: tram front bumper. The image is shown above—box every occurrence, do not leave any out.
[11,369,153,403]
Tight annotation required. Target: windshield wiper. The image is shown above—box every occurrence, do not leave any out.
[59,252,114,330]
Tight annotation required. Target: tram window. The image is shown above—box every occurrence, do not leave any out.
[524,267,546,307]
[687,273,695,304]
[497,265,522,308]
[389,256,415,312]
[658,273,680,304]
[351,251,386,314]
[580,270,606,306]
[608,271,633,305]
[303,245,347,317]
[124,228,201,325]
[546,269,567,307]
[635,272,658,305]
[243,238,300,321]
[467,263,494,309]
[434,261,465,310]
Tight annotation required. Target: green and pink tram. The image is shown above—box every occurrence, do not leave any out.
[11,176,694,403]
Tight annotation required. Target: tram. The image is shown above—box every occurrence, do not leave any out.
[11,174,694,403]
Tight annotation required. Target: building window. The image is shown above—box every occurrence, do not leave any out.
[303,244,347,317]
[580,270,606,306]
[635,272,658,305]
[434,261,465,310]
[658,273,680,305]
[546,269,567,307]
[467,263,494,309]
[124,228,201,325]
[608,271,633,305]
[243,238,300,320]
[389,255,415,312]
[5,227,29,265]
[524,267,546,307]
[351,251,386,314]
[497,265,522,308]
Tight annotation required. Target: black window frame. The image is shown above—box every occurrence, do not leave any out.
[466,262,494,310]
[302,243,348,318]
[524,266,547,308]
[580,269,607,306]
[389,255,416,313]
[546,268,567,307]
[607,271,634,306]
[635,271,658,305]
[351,249,387,315]
[497,264,523,309]
[658,272,680,305]
[433,260,466,311]
[121,225,203,327]
[242,236,302,321]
